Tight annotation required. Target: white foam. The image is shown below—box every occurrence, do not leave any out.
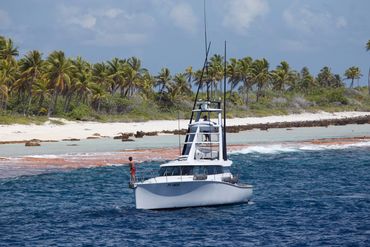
[23,154,61,159]
[231,144,298,154]
[106,163,126,167]
[231,141,370,155]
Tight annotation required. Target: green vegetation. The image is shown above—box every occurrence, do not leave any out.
[0,35,370,124]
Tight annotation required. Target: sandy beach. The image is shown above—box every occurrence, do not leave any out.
[1,111,370,142]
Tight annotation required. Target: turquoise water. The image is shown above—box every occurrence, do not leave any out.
[1,147,370,246]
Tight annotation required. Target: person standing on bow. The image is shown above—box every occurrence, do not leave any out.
[128,156,136,183]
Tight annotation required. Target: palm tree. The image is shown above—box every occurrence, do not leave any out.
[227,58,240,92]
[156,68,172,95]
[366,40,370,94]
[138,71,155,100]
[317,66,335,88]
[192,68,210,91]
[184,66,194,88]
[123,57,147,97]
[344,66,362,88]
[0,69,8,110]
[0,38,18,65]
[92,62,110,91]
[32,77,50,114]
[71,57,93,108]
[271,61,296,92]
[16,50,44,115]
[107,58,126,95]
[208,54,224,99]
[46,51,74,117]
[91,85,107,112]
[297,67,315,93]
[0,59,17,110]
[237,57,254,104]
[252,58,271,102]
[170,73,191,100]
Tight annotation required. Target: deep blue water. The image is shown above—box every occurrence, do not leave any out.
[1,148,370,246]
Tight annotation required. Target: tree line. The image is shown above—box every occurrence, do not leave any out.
[0,35,369,118]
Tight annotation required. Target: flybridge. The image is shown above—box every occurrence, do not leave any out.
[181,101,226,162]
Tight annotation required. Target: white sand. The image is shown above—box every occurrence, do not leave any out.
[0,111,369,142]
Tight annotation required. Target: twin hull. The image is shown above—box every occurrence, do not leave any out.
[134,180,253,210]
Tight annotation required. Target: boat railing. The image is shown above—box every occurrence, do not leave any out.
[135,167,158,184]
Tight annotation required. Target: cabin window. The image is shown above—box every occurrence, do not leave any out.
[158,165,225,176]
[181,166,194,175]
[172,166,181,176]
[223,167,230,173]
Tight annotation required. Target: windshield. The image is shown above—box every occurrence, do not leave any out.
[158,165,227,176]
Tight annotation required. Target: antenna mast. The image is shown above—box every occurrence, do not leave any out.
[223,41,227,160]
[203,0,208,56]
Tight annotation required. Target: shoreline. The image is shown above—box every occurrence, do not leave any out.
[0,136,369,178]
[0,111,369,143]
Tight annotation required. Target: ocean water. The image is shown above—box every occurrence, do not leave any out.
[1,146,370,246]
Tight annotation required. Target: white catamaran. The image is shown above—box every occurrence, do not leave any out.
[131,95,253,209]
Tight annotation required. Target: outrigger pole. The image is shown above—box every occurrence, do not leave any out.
[223,41,228,161]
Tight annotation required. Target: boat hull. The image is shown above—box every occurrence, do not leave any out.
[134,181,252,210]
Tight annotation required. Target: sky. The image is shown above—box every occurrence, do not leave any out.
[0,0,369,85]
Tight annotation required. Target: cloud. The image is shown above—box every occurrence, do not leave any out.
[222,0,269,35]
[0,9,11,28]
[283,5,347,35]
[57,5,155,46]
[279,39,312,52]
[103,8,123,19]
[169,3,197,33]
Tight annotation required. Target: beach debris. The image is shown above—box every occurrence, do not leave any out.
[114,132,134,140]
[134,131,145,138]
[62,138,80,141]
[87,136,100,139]
[25,141,41,146]
[144,131,158,136]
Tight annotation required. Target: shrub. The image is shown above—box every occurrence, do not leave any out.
[290,96,313,108]
[68,105,92,120]
[271,97,288,106]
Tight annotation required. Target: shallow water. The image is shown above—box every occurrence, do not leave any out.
[1,124,369,157]
[1,147,370,246]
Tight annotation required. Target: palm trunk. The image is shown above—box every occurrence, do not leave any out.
[26,85,33,116]
[97,101,101,112]
[38,95,44,114]
[48,90,58,117]
[26,94,32,116]
[246,87,250,105]
[350,78,354,88]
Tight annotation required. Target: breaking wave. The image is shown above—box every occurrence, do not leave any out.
[230,141,370,155]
